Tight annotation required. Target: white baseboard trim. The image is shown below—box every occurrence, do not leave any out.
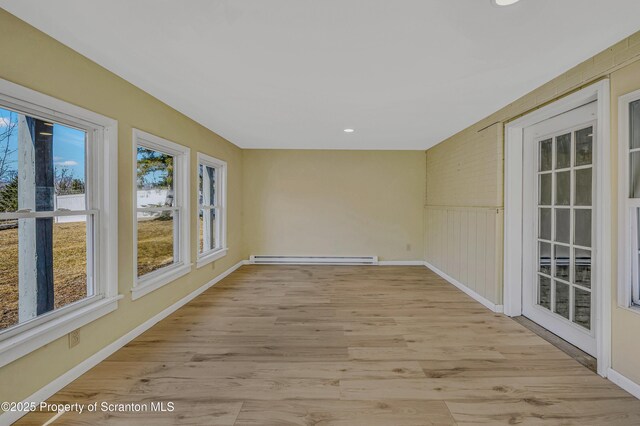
[378,260,426,266]
[423,261,504,313]
[607,368,640,400]
[1,260,247,426]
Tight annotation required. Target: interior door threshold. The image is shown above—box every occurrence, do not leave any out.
[512,315,597,373]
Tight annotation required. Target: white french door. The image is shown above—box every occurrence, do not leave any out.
[522,101,598,356]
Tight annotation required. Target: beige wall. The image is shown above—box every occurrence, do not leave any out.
[0,10,246,404]
[243,150,425,261]
[425,31,640,381]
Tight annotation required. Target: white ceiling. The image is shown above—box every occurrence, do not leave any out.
[2,1,640,150]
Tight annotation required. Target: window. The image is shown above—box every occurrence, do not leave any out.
[197,153,227,267]
[133,129,190,299]
[0,79,118,367]
[620,90,640,309]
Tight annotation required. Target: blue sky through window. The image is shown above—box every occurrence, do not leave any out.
[0,106,86,182]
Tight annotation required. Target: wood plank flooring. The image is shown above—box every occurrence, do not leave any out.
[16,265,640,425]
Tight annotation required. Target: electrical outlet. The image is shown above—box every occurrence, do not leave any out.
[69,329,80,348]
[406,243,411,251]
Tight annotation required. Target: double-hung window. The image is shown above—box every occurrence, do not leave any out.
[0,79,118,366]
[133,130,190,299]
[620,90,640,309]
[197,153,227,267]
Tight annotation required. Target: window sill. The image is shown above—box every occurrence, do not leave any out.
[618,303,640,317]
[196,248,228,268]
[132,263,192,300]
[0,295,122,368]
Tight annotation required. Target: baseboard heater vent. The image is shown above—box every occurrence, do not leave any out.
[249,255,379,265]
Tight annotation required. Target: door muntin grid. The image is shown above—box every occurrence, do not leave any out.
[536,123,594,332]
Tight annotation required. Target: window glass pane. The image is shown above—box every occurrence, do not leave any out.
[0,107,87,214]
[554,280,570,319]
[555,208,570,244]
[555,133,571,169]
[137,211,176,277]
[0,220,19,330]
[199,208,217,254]
[555,171,570,205]
[539,139,552,172]
[136,147,174,208]
[199,165,216,207]
[0,216,91,332]
[574,209,592,247]
[539,208,551,240]
[539,173,551,206]
[538,242,551,275]
[538,275,551,310]
[574,287,591,330]
[574,248,591,289]
[630,100,640,150]
[574,127,593,166]
[0,104,91,333]
[53,218,90,304]
[554,244,570,280]
[574,168,592,206]
[630,151,640,199]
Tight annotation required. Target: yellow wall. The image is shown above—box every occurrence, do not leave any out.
[0,10,246,404]
[425,31,640,381]
[243,150,425,261]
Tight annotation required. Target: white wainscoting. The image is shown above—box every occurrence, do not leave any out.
[425,205,504,306]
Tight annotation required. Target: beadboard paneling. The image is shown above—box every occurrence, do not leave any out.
[425,206,503,305]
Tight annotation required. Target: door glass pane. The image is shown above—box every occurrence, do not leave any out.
[539,139,552,172]
[574,287,591,330]
[539,173,551,205]
[574,209,592,247]
[631,151,640,198]
[574,168,592,206]
[555,209,570,244]
[555,171,570,205]
[554,281,570,319]
[538,275,551,310]
[539,208,551,240]
[556,133,571,169]
[575,127,593,166]
[630,100,640,150]
[574,248,591,289]
[136,147,174,208]
[539,242,551,275]
[554,244,570,280]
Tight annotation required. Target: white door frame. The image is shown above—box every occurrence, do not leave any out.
[504,80,611,377]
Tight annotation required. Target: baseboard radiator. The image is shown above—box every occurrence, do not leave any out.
[249,255,379,265]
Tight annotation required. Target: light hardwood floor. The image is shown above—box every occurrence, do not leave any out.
[16,265,640,425]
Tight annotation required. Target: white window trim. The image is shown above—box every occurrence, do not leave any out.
[132,129,191,300]
[196,152,228,268]
[617,89,640,315]
[0,78,120,368]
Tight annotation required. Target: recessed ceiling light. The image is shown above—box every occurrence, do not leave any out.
[344,128,355,133]
[492,0,520,6]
